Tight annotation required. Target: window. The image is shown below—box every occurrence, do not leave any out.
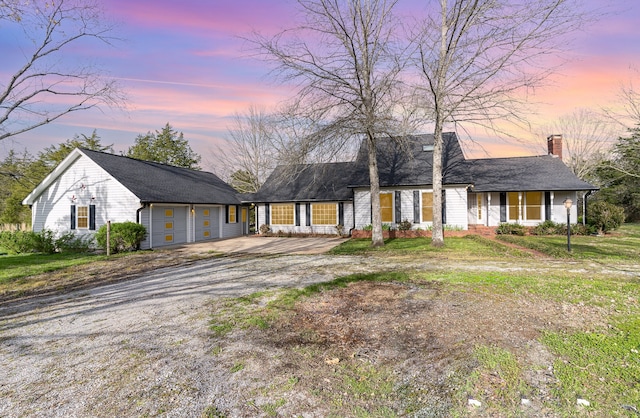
[165,234,173,242]
[203,220,210,227]
[271,203,294,225]
[204,230,210,237]
[508,192,519,221]
[380,193,393,223]
[77,206,89,229]
[242,207,247,223]
[228,205,237,223]
[421,192,433,222]
[203,209,209,217]
[477,194,482,221]
[165,222,173,229]
[312,203,337,225]
[165,209,173,217]
[525,192,542,220]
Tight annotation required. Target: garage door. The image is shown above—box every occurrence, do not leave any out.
[152,206,188,247]
[195,206,220,241]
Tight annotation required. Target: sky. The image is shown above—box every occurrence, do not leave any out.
[2,0,640,170]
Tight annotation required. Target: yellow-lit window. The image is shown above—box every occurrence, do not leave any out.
[508,192,519,221]
[165,234,173,242]
[241,208,247,222]
[165,222,173,229]
[203,209,209,217]
[271,203,294,225]
[76,206,89,228]
[477,194,482,221]
[165,209,173,217]
[380,193,393,223]
[203,220,210,227]
[229,206,237,223]
[525,192,542,220]
[204,230,210,237]
[421,192,433,222]
[312,203,337,225]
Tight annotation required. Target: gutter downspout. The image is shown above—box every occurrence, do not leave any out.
[349,188,356,237]
[583,190,594,226]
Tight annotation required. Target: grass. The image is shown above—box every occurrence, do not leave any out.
[0,252,103,285]
[496,223,640,261]
[208,225,640,416]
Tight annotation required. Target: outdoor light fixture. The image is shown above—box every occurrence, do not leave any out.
[564,198,573,252]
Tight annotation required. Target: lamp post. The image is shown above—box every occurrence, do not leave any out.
[564,198,573,252]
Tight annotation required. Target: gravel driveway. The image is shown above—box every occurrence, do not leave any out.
[0,253,368,417]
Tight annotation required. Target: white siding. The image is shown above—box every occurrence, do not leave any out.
[30,155,140,240]
[445,187,468,229]
[354,186,469,230]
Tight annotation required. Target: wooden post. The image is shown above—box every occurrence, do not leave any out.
[106,220,111,256]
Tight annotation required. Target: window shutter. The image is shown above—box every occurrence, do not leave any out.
[70,205,76,230]
[413,191,420,223]
[295,203,301,226]
[544,191,551,221]
[305,203,311,226]
[442,190,447,224]
[394,191,401,223]
[265,203,270,224]
[338,202,344,225]
[89,205,96,230]
[235,205,239,223]
[225,205,229,223]
[500,192,507,222]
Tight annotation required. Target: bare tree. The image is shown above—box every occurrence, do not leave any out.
[252,0,407,246]
[211,105,278,193]
[413,0,590,246]
[0,0,123,141]
[537,108,616,180]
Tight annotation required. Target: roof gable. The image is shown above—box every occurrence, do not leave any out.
[79,149,241,204]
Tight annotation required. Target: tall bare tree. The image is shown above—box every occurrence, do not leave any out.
[413,0,590,246]
[0,0,123,141]
[253,0,406,247]
[538,108,616,180]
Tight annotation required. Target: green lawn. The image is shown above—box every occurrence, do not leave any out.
[0,252,103,286]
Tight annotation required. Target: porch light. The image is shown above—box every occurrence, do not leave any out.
[563,198,572,252]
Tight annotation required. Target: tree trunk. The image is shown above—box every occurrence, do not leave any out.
[367,133,384,247]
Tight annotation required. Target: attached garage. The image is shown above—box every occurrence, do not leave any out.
[194,206,221,241]
[151,205,189,247]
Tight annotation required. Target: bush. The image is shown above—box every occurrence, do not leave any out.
[397,219,412,231]
[0,230,36,254]
[95,222,147,253]
[531,220,563,235]
[496,222,526,236]
[588,201,626,233]
[259,224,271,235]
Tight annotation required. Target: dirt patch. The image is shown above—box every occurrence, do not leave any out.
[210,280,608,417]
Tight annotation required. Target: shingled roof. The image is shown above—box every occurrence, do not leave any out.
[469,155,597,192]
[80,149,241,204]
[349,132,471,187]
[252,162,356,203]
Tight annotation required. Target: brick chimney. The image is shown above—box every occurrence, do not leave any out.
[547,134,563,159]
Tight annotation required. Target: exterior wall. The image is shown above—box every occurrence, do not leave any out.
[353,186,468,230]
[30,155,140,241]
[477,190,580,227]
[255,202,354,235]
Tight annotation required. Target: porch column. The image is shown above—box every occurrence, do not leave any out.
[486,193,491,226]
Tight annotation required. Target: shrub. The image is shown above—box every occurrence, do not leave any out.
[382,223,394,231]
[397,219,412,231]
[362,224,373,231]
[531,220,562,235]
[0,230,36,254]
[55,232,93,252]
[259,224,271,235]
[95,222,147,253]
[335,224,345,236]
[587,201,626,233]
[496,222,526,236]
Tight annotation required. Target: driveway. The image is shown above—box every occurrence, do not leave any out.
[0,251,367,417]
[172,235,350,255]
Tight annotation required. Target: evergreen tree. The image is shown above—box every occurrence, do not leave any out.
[126,123,201,169]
